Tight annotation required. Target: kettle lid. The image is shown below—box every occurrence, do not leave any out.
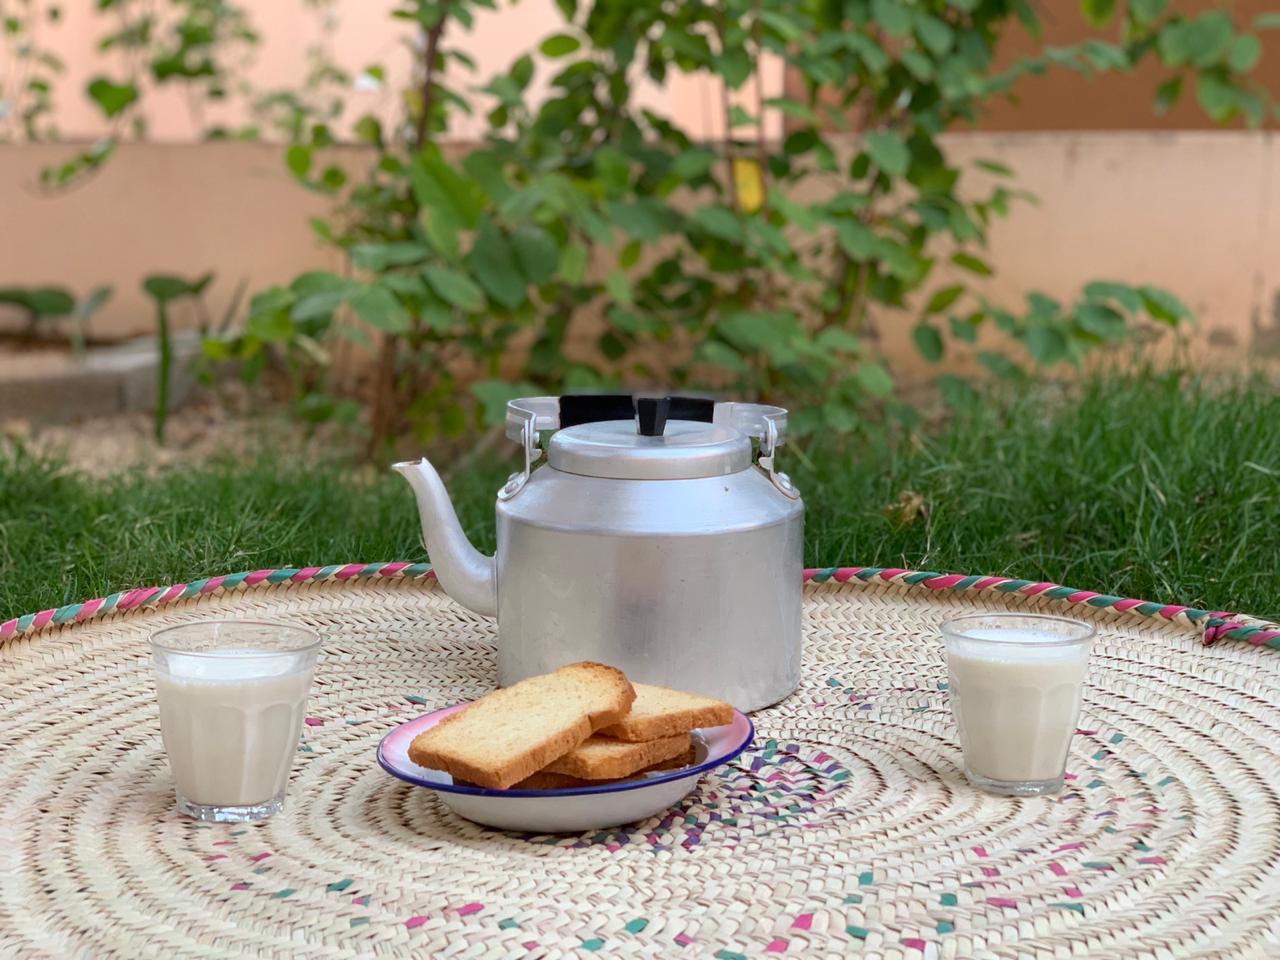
[501,394,796,495]
[548,416,751,480]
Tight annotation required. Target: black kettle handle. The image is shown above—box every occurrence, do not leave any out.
[558,394,716,434]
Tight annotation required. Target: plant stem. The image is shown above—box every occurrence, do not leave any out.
[413,18,447,151]
[154,303,171,443]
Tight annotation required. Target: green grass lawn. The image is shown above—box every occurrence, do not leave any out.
[2,367,1277,620]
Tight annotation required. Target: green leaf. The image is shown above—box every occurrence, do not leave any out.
[471,379,541,426]
[1081,40,1128,70]
[1138,285,1190,324]
[410,146,484,231]
[1083,281,1142,313]
[672,148,717,180]
[764,97,819,124]
[354,115,382,145]
[901,50,934,81]
[607,199,668,241]
[978,351,1022,379]
[619,239,642,269]
[247,286,294,319]
[1081,0,1116,27]
[691,205,744,242]
[1196,71,1237,121]
[1154,75,1183,114]
[0,286,76,317]
[937,373,979,409]
[144,275,200,304]
[717,310,800,362]
[1160,12,1233,68]
[854,362,894,397]
[77,285,112,322]
[1026,324,1068,364]
[512,224,559,284]
[379,274,428,300]
[349,285,410,332]
[86,77,137,117]
[247,305,293,342]
[926,284,965,314]
[951,252,993,276]
[558,241,589,284]
[424,265,486,313]
[1255,12,1280,29]
[1227,34,1261,73]
[865,131,910,176]
[607,306,647,334]
[912,323,944,362]
[974,158,1014,177]
[285,144,311,178]
[468,219,526,309]
[319,166,346,191]
[833,220,875,259]
[814,327,863,354]
[291,271,350,297]
[757,8,805,41]
[291,290,348,322]
[769,187,818,232]
[604,269,632,304]
[462,150,513,204]
[845,33,890,72]
[716,48,753,88]
[822,400,857,434]
[1075,302,1127,339]
[540,33,580,57]
[871,0,912,38]
[696,339,749,374]
[1132,0,1169,24]
[350,242,429,272]
[916,15,954,54]
[949,314,979,343]
[598,331,627,360]
[875,238,927,283]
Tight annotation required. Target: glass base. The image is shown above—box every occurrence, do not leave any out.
[177,791,285,822]
[965,768,1064,797]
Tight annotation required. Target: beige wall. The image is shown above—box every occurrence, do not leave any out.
[4,3,1276,372]
[24,0,782,145]
[3,132,1274,371]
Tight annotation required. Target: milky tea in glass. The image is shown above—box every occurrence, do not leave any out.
[943,614,1095,796]
[151,621,319,822]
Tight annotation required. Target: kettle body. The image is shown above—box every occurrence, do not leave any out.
[395,395,804,711]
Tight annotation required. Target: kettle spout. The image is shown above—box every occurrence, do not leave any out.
[393,458,497,617]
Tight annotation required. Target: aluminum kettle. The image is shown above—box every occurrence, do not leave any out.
[393,394,803,711]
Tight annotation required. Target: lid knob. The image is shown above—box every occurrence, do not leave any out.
[636,397,670,437]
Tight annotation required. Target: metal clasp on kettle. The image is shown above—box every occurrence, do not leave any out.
[500,396,799,500]
[497,397,554,500]
[713,402,800,499]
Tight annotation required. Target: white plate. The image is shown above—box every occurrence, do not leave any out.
[378,704,754,833]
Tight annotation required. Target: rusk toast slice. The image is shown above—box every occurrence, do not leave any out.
[408,662,635,789]
[513,746,697,790]
[540,732,690,781]
[598,683,734,742]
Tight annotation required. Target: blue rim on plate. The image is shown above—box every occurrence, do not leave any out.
[378,703,755,798]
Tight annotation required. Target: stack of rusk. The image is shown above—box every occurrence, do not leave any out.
[408,662,735,790]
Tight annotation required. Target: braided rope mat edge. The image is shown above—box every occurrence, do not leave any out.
[4,562,1278,651]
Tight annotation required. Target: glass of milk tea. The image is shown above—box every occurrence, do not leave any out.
[151,620,320,822]
[942,613,1095,797]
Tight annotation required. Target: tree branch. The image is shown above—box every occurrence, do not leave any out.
[413,18,447,151]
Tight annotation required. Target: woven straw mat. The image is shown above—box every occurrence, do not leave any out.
[2,570,1278,960]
